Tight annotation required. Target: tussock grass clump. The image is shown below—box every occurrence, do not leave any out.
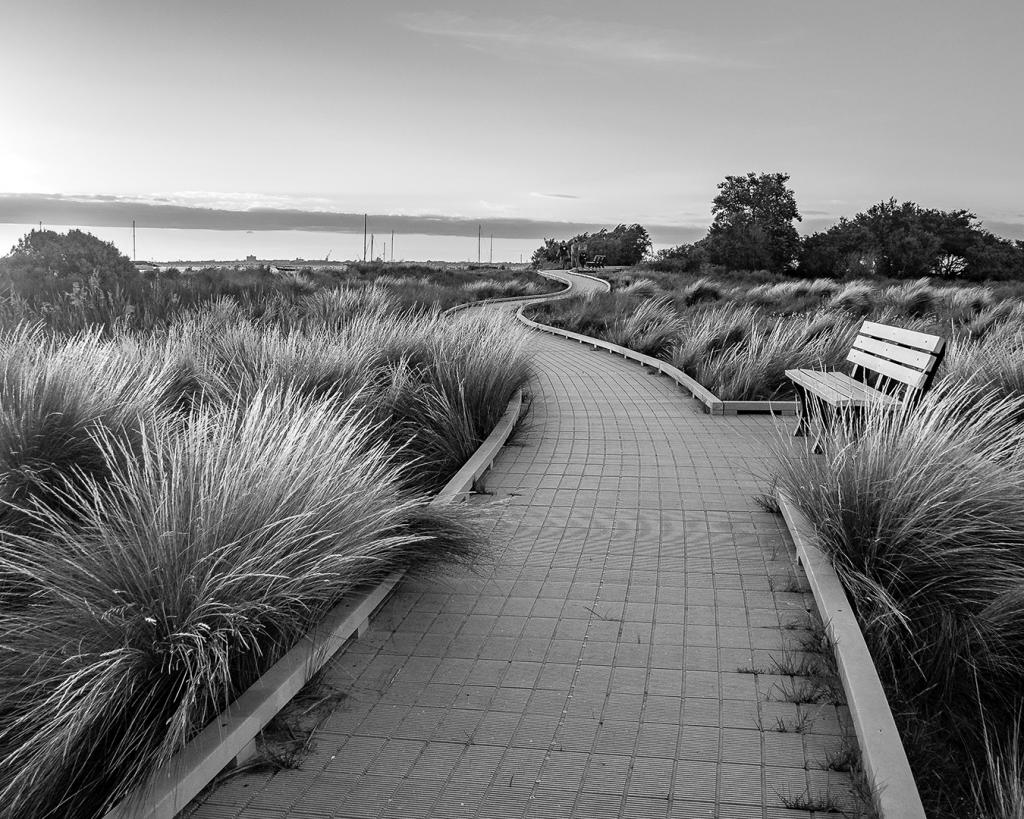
[295,283,396,331]
[964,300,1024,341]
[0,328,162,532]
[370,309,533,488]
[775,385,1024,815]
[943,324,1024,405]
[826,281,877,315]
[0,389,481,819]
[882,278,937,318]
[745,278,837,311]
[670,304,855,400]
[605,296,683,356]
[0,286,531,818]
[680,276,724,306]
[620,278,661,298]
[938,284,995,324]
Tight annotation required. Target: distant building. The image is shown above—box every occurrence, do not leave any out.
[246,254,257,262]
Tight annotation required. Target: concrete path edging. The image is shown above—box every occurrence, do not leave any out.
[104,389,526,819]
[776,490,925,819]
[514,275,797,417]
[440,277,572,315]
[514,304,726,415]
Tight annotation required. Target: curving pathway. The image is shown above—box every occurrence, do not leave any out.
[189,273,859,819]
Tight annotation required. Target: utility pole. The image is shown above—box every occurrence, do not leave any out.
[363,213,367,262]
[132,219,136,262]
[370,234,374,261]
[383,241,386,263]
[391,230,394,262]
[477,224,481,264]
[489,234,493,264]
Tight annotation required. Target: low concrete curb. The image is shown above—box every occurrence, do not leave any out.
[514,276,797,416]
[776,491,925,819]
[104,390,526,819]
[441,279,571,315]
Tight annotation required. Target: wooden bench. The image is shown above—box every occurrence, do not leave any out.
[586,254,606,268]
[785,320,946,452]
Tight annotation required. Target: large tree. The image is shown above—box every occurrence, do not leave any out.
[704,172,801,273]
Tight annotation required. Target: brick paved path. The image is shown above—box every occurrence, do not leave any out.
[189,280,859,819]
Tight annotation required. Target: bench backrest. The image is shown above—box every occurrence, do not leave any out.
[847,320,945,395]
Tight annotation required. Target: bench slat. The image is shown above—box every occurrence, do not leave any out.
[785,369,901,407]
[852,335,938,371]
[860,320,945,354]
[847,348,929,390]
[786,370,852,403]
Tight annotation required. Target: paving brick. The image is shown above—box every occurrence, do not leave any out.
[206,287,859,819]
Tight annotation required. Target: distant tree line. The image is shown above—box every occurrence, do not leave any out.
[654,172,1024,280]
[531,224,651,268]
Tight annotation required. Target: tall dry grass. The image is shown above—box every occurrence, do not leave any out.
[774,384,1024,816]
[670,305,856,400]
[605,296,683,356]
[0,389,481,818]
[0,288,532,818]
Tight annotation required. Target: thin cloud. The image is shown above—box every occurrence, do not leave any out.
[399,12,751,69]
[531,192,580,200]
[0,192,705,244]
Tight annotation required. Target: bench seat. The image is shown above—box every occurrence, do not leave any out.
[784,369,902,409]
[785,320,945,452]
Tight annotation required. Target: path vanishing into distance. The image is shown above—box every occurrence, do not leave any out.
[188,272,859,819]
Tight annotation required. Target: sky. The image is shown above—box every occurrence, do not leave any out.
[1,0,1021,260]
